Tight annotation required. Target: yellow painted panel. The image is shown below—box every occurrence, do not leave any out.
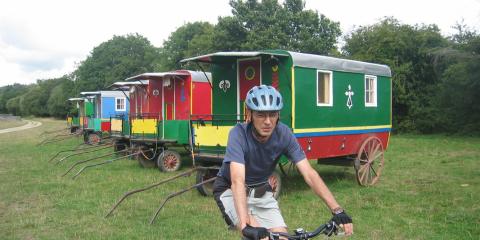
[67,117,72,124]
[194,125,233,147]
[111,119,123,131]
[132,119,157,134]
[79,117,84,127]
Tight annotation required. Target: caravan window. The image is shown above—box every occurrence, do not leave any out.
[365,75,377,107]
[115,97,126,111]
[317,70,333,106]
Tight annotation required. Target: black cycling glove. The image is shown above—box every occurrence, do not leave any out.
[331,210,352,225]
[242,224,269,240]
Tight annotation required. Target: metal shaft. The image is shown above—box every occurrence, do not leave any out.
[55,145,112,165]
[104,168,198,218]
[38,133,78,146]
[49,143,113,162]
[71,152,139,179]
[61,149,127,177]
[149,177,217,224]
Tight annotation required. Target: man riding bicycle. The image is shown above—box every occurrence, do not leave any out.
[213,85,353,240]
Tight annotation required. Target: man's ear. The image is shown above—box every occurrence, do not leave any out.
[245,109,252,123]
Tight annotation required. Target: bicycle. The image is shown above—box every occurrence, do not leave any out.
[243,220,342,240]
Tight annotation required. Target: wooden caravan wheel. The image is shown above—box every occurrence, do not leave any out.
[354,136,385,186]
[157,150,182,172]
[278,160,297,177]
[87,133,101,145]
[196,168,218,196]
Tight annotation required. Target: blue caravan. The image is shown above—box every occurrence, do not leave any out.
[80,91,130,144]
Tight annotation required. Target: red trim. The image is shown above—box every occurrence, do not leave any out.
[297,132,390,160]
[101,122,111,132]
[174,77,190,120]
[191,82,212,120]
[239,59,261,101]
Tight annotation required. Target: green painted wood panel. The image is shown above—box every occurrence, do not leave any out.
[122,120,130,136]
[87,117,95,129]
[85,102,94,116]
[294,67,391,129]
[93,118,102,131]
[163,120,189,144]
[211,61,238,123]
[72,117,79,126]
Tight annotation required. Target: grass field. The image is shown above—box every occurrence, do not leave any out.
[0,118,25,130]
[1,118,479,239]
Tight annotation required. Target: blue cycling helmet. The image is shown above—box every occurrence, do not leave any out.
[245,85,283,111]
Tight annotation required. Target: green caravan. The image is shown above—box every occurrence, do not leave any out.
[181,50,392,190]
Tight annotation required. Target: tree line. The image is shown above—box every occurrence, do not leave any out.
[0,0,478,135]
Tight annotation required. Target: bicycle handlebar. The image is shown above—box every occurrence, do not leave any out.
[269,220,339,240]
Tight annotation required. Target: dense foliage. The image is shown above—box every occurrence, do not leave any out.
[0,0,477,135]
[74,34,161,92]
[343,18,479,134]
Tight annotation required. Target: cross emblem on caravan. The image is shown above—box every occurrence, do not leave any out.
[345,84,354,109]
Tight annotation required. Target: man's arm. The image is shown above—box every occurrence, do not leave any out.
[295,159,353,236]
[230,161,249,230]
[295,159,340,210]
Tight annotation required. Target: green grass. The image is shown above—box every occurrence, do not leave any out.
[0,119,479,239]
[0,119,25,130]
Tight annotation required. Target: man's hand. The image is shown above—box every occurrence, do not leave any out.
[242,224,269,240]
[331,211,353,236]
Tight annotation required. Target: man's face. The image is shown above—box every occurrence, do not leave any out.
[251,110,279,138]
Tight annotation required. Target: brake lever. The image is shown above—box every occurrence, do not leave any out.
[324,221,339,237]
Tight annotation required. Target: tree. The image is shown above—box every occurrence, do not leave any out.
[19,78,64,116]
[159,22,215,71]
[6,95,23,116]
[433,27,480,134]
[0,84,30,113]
[213,0,341,54]
[74,33,161,92]
[343,17,448,133]
[47,77,75,118]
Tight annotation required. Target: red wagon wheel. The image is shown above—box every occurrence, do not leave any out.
[87,133,101,145]
[354,136,385,186]
[157,150,182,172]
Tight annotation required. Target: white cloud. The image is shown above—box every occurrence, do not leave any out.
[0,0,479,87]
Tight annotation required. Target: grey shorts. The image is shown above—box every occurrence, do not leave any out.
[218,188,287,229]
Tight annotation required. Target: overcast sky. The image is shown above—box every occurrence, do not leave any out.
[0,0,479,87]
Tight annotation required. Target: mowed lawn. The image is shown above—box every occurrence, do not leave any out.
[0,118,479,239]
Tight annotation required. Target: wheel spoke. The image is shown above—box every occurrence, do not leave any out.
[359,163,369,183]
[363,148,369,161]
[370,144,381,159]
[373,149,383,159]
[370,165,378,177]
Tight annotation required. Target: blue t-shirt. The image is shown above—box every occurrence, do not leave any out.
[218,122,306,185]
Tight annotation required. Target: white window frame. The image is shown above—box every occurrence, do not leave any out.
[316,70,333,107]
[115,97,126,111]
[364,75,377,107]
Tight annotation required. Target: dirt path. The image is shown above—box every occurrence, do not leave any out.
[0,120,42,134]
